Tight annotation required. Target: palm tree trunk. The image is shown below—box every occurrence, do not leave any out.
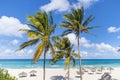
[68,64,70,80]
[78,36,82,80]
[43,51,46,80]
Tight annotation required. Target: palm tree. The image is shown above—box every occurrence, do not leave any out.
[51,37,80,80]
[18,11,56,80]
[61,7,98,80]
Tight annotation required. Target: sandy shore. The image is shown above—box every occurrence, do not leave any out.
[7,67,120,80]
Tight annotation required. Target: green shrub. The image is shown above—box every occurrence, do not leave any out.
[0,69,17,80]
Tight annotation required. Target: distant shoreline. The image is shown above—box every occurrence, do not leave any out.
[0,59,120,69]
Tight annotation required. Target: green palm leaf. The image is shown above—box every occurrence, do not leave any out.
[71,56,76,67]
[83,15,95,27]
[64,57,70,69]
[19,29,43,39]
[72,53,80,58]
[62,29,73,36]
[28,16,44,32]
[17,39,39,51]
[33,41,44,62]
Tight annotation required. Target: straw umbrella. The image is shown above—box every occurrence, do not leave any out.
[101,66,105,70]
[107,67,114,73]
[18,72,27,77]
[29,70,37,76]
[91,67,96,72]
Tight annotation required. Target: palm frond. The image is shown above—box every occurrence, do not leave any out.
[43,11,49,30]
[49,42,55,57]
[26,23,41,31]
[82,15,95,27]
[51,51,66,64]
[17,39,39,51]
[49,11,53,25]
[48,25,56,35]
[71,57,76,67]
[61,21,73,28]
[33,41,44,62]
[78,7,84,23]
[86,26,100,30]
[62,29,73,36]
[27,31,43,39]
[72,53,80,58]
[64,57,70,69]
[19,29,43,39]
[27,15,45,32]
[63,14,74,23]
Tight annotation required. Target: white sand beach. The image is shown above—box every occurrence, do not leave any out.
[7,67,120,80]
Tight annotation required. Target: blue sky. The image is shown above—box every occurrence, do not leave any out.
[0,0,120,59]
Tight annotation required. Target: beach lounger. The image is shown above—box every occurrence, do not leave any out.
[96,71,102,74]
[100,72,112,80]
[76,70,84,75]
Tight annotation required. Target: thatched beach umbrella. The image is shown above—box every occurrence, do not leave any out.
[91,67,96,72]
[18,72,27,77]
[29,70,37,74]
[101,66,105,70]
[107,67,114,73]
[29,70,37,76]
[99,66,105,71]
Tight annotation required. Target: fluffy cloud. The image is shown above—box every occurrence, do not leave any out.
[40,0,70,12]
[0,16,29,37]
[65,33,77,45]
[0,47,34,59]
[95,43,117,53]
[66,33,118,54]
[73,0,99,9]
[81,51,88,57]
[80,37,95,48]
[65,33,94,48]
[40,0,99,12]
[108,26,120,33]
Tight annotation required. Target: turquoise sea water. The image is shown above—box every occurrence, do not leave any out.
[0,59,120,69]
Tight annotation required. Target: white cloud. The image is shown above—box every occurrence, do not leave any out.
[73,0,99,9]
[108,26,120,33]
[66,33,118,54]
[0,16,29,37]
[81,51,88,57]
[95,43,117,53]
[40,0,70,12]
[65,33,77,45]
[40,0,99,12]
[65,33,94,48]
[10,39,19,45]
[80,37,94,48]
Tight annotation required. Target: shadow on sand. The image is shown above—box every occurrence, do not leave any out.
[50,75,66,80]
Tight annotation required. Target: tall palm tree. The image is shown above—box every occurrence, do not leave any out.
[18,11,56,80]
[51,37,80,80]
[61,7,99,80]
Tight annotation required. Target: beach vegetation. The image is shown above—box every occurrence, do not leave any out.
[0,69,17,80]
